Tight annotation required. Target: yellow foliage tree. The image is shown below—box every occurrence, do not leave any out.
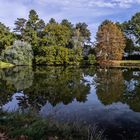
[95,20,126,61]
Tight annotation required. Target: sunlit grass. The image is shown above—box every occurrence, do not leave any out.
[113,60,140,63]
[0,61,14,68]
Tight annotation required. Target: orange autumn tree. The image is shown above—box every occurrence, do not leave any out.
[95,20,126,62]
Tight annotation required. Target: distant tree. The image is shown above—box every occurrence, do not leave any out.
[116,22,135,55]
[37,19,45,30]
[44,23,71,47]
[23,10,40,43]
[61,19,75,48]
[49,18,57,24]
[14,18,27,36]
[128,12,140,45]
[76,22,91,40]
[124,38,134,55]
[0,22,15,53]
[67,22,91,49]
[95,20,126,61]
[61,19,73,30]
[72,28,84,48]
[14,10,46,55]
[117,12,140,46]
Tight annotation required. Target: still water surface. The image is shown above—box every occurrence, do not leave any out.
[1,66,140,139]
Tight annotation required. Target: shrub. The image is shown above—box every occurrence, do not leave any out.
[1,40,34,65]
[88,54,96,65]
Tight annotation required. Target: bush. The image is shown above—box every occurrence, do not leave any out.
[1,40,34,65]
[88,54,96,65]
[81,54,96,65]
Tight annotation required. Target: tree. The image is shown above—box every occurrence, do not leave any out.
[23,10,40,44]
[116,22,135,55]
[61,19,75,48]
[14,18,27,35]
[76,22,91,40]
[61,19,73,31]
[44,23,71,47]
[36,19,45,37]
[124,38,134,55]
[95,20,126,61]
[117,12,140,47]
[0,22,15,53]
[128,12,140,45]
[1,40,34,65]
[14,10,46,55]
[49,18,57,24]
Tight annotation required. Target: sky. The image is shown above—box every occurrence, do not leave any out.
[0,0,140,40]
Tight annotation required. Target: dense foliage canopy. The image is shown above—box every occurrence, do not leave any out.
[1,9,140,66]
[95,20,126,61]
[0,22,15,54]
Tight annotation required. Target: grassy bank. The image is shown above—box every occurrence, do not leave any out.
[0,112,105,140]
[112,60,140,67]
[98,60,140,68]
[0,61,14,68]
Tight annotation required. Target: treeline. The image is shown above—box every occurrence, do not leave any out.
[0,10,140,66]
[0,10,95,66]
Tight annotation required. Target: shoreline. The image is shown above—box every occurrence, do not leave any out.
[1,60,140,69]
[97,60,140,68]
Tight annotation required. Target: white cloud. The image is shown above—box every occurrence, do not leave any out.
[37,0,140,8]
[0,0,140,38]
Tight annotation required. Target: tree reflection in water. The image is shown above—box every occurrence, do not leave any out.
[0,66,91,111]
[1,67,140,113]
[95,68,140,112]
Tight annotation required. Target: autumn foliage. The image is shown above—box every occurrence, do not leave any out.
[95,20,126,62]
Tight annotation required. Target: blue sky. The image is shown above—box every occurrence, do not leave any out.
[0,0,140,40]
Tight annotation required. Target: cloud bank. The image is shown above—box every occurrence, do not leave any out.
[0,0,140,39]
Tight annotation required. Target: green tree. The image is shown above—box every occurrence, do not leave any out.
[117,12,140,51]
[49,18,57,24]
[61,19,73,32]
[0,22,15,53]
[23,10,39,46]
[95,20,126,61]
[44,23,71,47]
[128,12,140,45]
[14,10,46,55]
[14,18,27,37]
[76,22,91,40]
[70,23,91,49]
[116,22,135,55]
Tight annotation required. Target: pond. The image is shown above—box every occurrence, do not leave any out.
[1,66,140,139]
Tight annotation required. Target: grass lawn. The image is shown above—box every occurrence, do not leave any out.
[0,61,14,68]
[98,60,140,68]
[111,60,140,67]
